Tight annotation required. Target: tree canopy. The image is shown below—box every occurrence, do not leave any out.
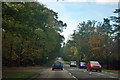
[62,9,120,69]
[2,2,67,66]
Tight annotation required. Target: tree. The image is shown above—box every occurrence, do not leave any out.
[63,19,119,69]
[110,9,120,33]
[2,2,67,66]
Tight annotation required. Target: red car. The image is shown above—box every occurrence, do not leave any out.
[87,61,102,72]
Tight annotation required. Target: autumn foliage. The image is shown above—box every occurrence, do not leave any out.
[63,19,120,70]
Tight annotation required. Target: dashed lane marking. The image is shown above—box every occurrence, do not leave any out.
[109,76,118,78]
[65,69,78,80]
[94,72,118,78]
[73,75,78,80]
[89,72,92,74]
[69,73,71,75]
[105,72,107,73]
[109,73,114,74]
[97,73,104,75]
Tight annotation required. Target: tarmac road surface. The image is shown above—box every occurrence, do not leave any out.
[31,57,120,80]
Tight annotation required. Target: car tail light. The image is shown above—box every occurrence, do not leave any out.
[91,65,93,67]
[61,65,62,67]
[52,65,54,67]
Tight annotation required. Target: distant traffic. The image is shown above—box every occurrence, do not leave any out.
[52,57,102,72]
[52,60,63,70]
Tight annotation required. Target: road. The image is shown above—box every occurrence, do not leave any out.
[31,58,120,80]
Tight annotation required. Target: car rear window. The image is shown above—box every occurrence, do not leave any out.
[80,62,86,64]
[90,61,99,65]
[71,61,76,63]
[55,62,61,65]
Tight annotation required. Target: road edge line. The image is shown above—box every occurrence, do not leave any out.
[65,69,78,80]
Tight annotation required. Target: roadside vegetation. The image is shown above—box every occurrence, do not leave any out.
[103,69,120,74]
[2,58,57,79]
[2,1,120,79]
[2,2,66,67]
[62,9,120,70]
[3,71,37,80]
[2,2,67,79]
[64,61,70,65]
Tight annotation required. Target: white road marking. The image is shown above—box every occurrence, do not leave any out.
[73,76,76,78]
[65,69,78,80]
[69,69,74,70]
[105,72,107,73]
[97,73,104,75]
[109,73,114,74]
[93,72,118,78]
[73,75,78,80]
[89,72,92,74]
[69,73,72,75]
[109,76,117,78]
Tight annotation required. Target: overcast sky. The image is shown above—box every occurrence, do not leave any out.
[38,0,119,43]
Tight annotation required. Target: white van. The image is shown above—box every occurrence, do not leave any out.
[70,61,77,67]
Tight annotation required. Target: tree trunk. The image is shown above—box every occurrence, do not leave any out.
[17,41,23,67]
[9,41,13,67]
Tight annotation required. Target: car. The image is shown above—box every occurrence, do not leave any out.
[52,61,63,70]
[87,61,102,72]
[79,61,87,69]
[70,61,77,67]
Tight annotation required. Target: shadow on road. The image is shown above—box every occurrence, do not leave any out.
[51,69,64,71]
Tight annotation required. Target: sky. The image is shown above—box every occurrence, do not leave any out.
[38,0,119,43]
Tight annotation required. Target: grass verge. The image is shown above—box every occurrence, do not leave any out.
[103,69,120,74]
[61,58,70,64]
[2,71,37,80]
[64,61,70,64]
